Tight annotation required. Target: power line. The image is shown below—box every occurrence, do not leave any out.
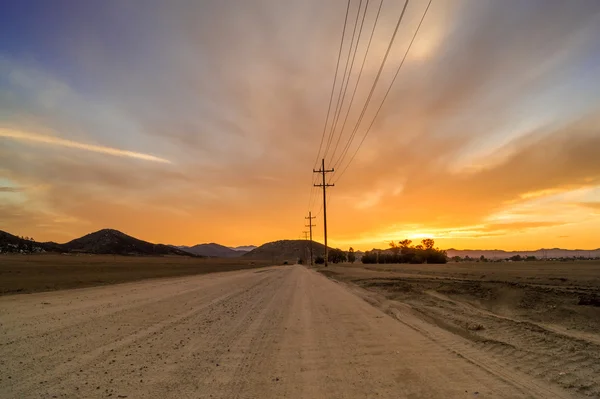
[307,182,320,214]
[312,0,352,171]
[323,0,366,161]
[314,198,324,218]
[330,0,384,165]
[333,0,433,184]
[309,170,324,213]
[308,0,352,217]
[330,0,410,176]
[313,189,332,219]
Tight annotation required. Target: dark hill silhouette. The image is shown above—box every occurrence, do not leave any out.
[61,229,192,256]
[243,239,332,261]
[0,230,62,253]
[180,243,243,257]
[0,230,23,246]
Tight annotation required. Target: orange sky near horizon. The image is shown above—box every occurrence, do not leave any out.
[1,0,600,251]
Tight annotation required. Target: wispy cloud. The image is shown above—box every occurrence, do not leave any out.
[577,202,600,210]
[0,129,171,164]
[0,187,22,192]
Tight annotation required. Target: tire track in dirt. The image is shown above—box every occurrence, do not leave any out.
[131,268,287,398]
[0,269,277,398]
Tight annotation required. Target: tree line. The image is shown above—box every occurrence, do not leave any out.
[361,239,447,264]
[313,247,354,264]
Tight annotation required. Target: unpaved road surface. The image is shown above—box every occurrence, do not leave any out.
[0,266,576,398]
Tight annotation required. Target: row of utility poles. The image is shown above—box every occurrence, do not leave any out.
[304,212,315,265]
[303,159,334,267]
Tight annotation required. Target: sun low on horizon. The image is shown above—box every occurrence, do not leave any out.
[1,0,600,252]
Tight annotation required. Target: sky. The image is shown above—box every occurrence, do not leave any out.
[1,0,600,251]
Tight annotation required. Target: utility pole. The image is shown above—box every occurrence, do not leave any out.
[313,158,334,267]
[305,212,316,265]
[302,231,310,265]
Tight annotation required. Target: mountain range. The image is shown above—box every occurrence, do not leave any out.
[0,230,331,261]
[175,244,257,257]
[445,248,600,259]
[177,243,244,258]
[2,228,598,260]
[230,245,257,252]
[0,229,191,256]
[364,247,600,260]
[0,229,261,257]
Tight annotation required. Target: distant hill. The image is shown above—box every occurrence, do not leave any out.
[230,245,257,252]
[62,229,192,256]
[0,230,24,247]
[243,239,332,261]
[0,230,31,253]
[0,230,62,253]
[446,248,600,260]
[181,243,243,257]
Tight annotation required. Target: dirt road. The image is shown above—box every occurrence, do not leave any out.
[0,265,576,398]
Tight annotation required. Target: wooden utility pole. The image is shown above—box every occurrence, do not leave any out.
[302,231,310,264]
[305,212,316,265]
[313,159,334,267]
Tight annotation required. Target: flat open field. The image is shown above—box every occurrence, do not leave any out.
[317,261,600,397]
[0,254,271,295]
[0,265,581,398]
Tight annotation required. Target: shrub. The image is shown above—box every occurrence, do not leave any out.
[348,247,356,263]
[328,248,347,264]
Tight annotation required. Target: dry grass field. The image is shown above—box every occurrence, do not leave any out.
[0,254,271,295]
[317,260,600,397]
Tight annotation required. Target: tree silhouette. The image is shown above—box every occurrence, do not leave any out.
[348,247,356,263]
[422,238,435,250]
[361,238,447,264]
[399,239,412,248]
[328,248,347,264]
